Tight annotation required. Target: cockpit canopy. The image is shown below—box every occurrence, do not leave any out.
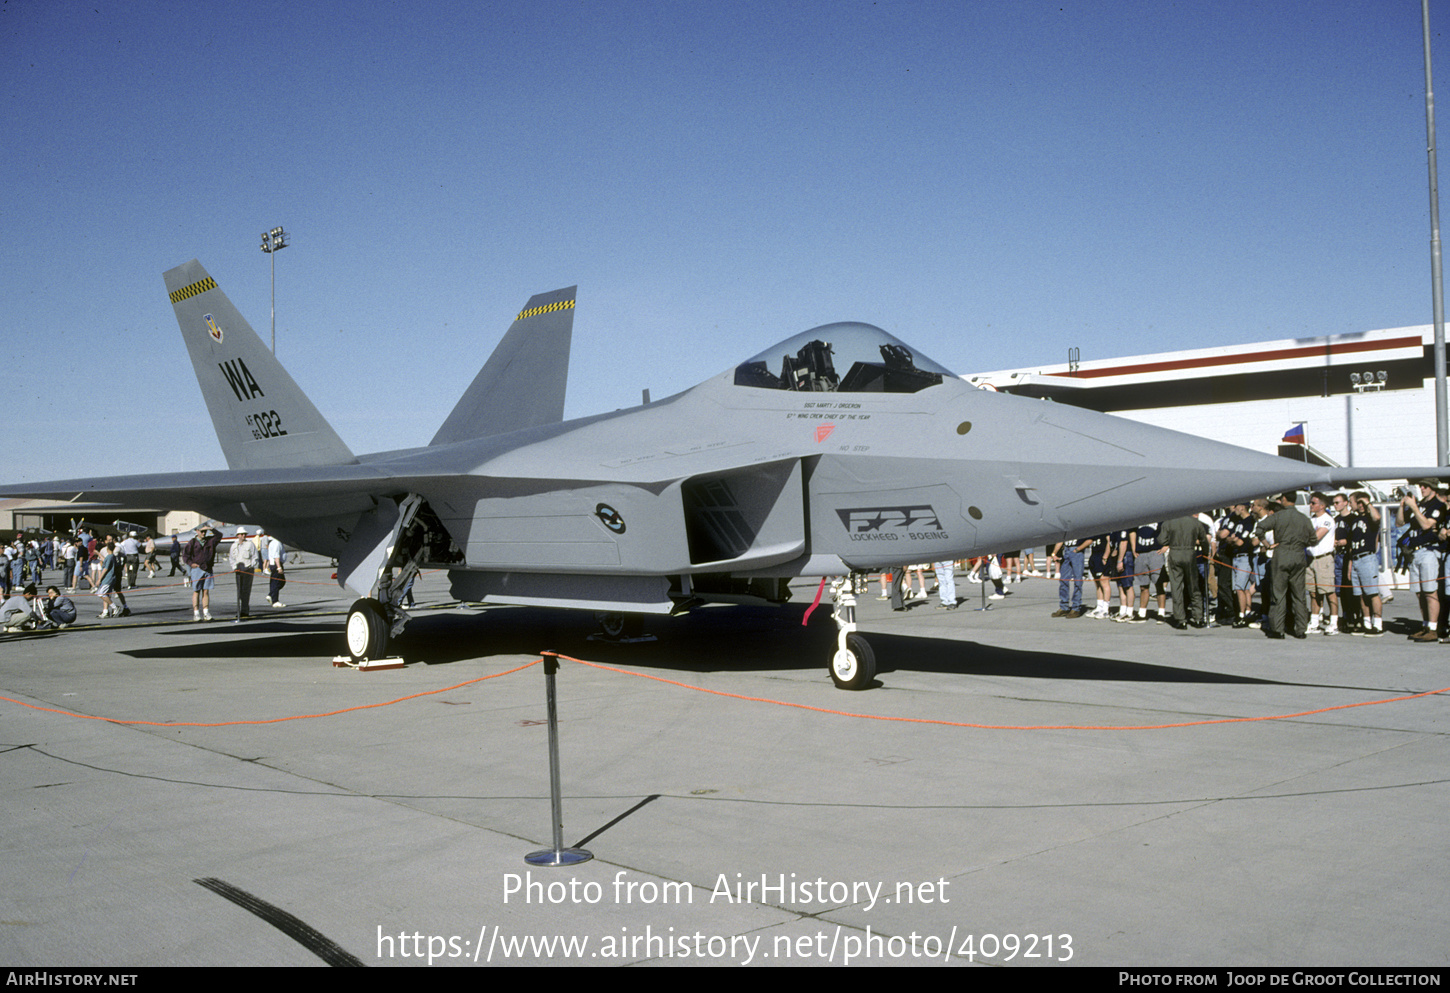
[733,322,952,394]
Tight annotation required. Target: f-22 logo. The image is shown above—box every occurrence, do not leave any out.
[836,505,942,534]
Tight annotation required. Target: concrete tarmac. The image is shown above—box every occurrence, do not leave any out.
[2,564,1446,967]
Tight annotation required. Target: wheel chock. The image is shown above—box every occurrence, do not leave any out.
[331,655,406,670]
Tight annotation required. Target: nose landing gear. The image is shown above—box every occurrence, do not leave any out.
[828,576,876,690]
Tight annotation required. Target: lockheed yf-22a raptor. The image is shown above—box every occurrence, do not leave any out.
[2,260,1442,688]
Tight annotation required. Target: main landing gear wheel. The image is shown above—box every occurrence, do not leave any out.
[346,598,389,661]
[830,632,876,690]
[595,612,643,640]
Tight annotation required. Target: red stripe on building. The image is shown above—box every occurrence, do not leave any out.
[1044,335,1423,380]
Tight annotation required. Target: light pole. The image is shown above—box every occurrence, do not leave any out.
[259,226,289,354]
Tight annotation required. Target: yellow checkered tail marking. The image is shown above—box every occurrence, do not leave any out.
[169,277,217,304]
[516,299,575,321]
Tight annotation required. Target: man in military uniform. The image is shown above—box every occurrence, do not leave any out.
[1253,493,1316,639]
[1160,514,1208,629]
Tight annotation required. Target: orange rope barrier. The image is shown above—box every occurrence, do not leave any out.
[0,658,540,727]
[4,648,1444,733]
[543,651,1450,731]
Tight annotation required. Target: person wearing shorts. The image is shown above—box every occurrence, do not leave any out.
[1398,481,1447,643]
[1112,529,1136,621]
[1306,492,1339,634]
[1131,522,1166,623]
[184,523,223,622]
[1345,492,1384,636]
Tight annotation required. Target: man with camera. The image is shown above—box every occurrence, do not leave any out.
[1340,492,1384,636]
[1398,480,1447,643]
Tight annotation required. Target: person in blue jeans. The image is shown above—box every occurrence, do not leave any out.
[1054,538,1087,617]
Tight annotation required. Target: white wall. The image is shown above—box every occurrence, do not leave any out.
[1112,381,1436,468]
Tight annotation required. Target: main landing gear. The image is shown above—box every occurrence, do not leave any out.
[590,611,652,643]
[346,597,391,661]
[339,494,462,666]
[828,576,876,690]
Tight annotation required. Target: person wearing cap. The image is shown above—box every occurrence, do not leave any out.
[228,526,259,619]
[1306,492,1339,635]
[1398,479,1447,643]
[1330,492,1365,634]
[1253,492,1316,639]
[183,522,223,622]
[1341,491,1385,636]
[119,531,141,588]
[263,532,287,608]
[1,583,37,631]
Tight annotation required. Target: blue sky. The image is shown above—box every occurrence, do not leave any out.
[2,0,1445,479]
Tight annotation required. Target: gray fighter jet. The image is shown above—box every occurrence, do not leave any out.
[1,261,1439,687]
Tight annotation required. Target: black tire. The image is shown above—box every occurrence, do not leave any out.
[829,632,876,690]
[345,598,389,660]
[596,612,643,640]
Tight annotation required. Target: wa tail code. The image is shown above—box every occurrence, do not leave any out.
[218,358,265,401]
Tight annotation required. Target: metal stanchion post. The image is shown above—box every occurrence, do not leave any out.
[525,654,593,867]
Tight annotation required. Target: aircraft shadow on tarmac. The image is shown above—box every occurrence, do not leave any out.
[119,604,1286,687]
[122,620,352,662]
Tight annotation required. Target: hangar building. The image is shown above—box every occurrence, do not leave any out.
[964,324,1438,471]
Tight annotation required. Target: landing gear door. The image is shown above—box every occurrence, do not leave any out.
[335,498,402,597]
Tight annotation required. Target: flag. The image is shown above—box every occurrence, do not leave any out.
[1282,424,1305,444]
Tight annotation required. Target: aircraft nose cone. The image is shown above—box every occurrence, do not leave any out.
[1018,403,1328,530]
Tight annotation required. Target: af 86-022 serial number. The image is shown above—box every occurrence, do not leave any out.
[245,410,288,440]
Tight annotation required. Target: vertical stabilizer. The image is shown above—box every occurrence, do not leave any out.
[164,260,357,469]
[429,286,576,446]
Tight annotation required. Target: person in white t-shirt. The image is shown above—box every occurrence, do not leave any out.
[1306,492,1338,634]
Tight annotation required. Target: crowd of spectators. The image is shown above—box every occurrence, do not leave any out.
[1035,486,1418,638]
[875,483,1429,641]
[0,521,290,630]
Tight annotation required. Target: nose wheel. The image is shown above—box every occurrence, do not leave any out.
[830,631,876,690]
[827,576,876,689]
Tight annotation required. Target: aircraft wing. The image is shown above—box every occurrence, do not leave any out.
[0,464,407,506]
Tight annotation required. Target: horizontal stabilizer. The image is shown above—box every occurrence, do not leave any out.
[429,286,576,446]
[164,260,357,470]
